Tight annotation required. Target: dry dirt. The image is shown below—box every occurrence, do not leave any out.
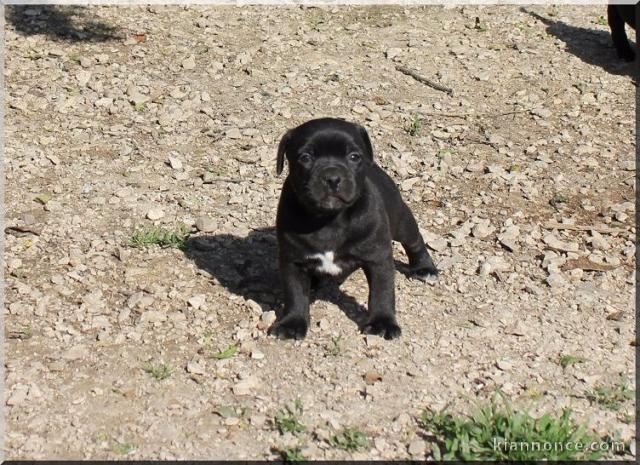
[3,3,636,460]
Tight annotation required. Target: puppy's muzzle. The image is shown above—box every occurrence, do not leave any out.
[320,167,343,193]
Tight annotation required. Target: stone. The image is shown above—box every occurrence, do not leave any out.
[546,272,568,288]
[182,56,196,70]
[195,217,217,232]
[167,156,183,170]
[472,219,494,239]
[542,233,579,252]
[186,359,206,375]
[188,294,206,310]
[146,208,165,221]
[408,438,426,456]
[232,375,260,396]
[479,256,511,276]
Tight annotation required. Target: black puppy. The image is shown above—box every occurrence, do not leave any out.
[269,118,438,341]
[608,3,637,61]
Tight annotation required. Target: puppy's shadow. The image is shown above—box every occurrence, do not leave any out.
[183,227,370,328]
[522,8,637,78]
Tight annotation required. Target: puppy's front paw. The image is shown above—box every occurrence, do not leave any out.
[362,316,402,340]
[412,265,439,283]
[268,315,309,340]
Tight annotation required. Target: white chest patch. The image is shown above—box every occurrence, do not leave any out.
[308,251,342,276]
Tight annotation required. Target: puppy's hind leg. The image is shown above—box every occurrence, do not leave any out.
[394,203,439,282]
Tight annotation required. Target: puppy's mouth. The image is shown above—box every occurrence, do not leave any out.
[318,192,352,210]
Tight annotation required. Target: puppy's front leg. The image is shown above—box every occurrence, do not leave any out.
[362,258,402,340]
[269,261,311,340]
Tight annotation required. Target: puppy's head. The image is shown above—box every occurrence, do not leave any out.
[276,118,374,213]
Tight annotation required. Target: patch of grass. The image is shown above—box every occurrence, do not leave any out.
[408,116,422,136]
[619,413,634,424]
[274,399,306,435]
[34,193,52,205]
[112,442,135,455]
[595,16,607,26]
[143,362,173,381]
[559,354,587,369]
[586,378,633,412]
[24,50,43,60]
[278,446,306,461]
[134,102,147,112]
[212,345,237,360]
[437,148,454,158]
[549,192,569,208]
[419,394,604,460]
[325,336,342,357]
[129,225,190,249]
[329,427,371,452]
[68,52,81,64]
[547,7,559,17]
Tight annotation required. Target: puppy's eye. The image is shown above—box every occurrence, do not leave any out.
[298,153,312,165]
[348,152,361,163]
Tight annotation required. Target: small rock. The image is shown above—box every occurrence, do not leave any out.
[146,208,165,221]
[365,334,384,347]
[257,311,276,330]
[244,299,262,315]
[531,107,552,118]
[250,414,267,427]
[202,172,216,183]
[496,360,513,371]
[250,350,265,360]
[79,56,93,68]
[182,56,196,70]
[232,375,260,396]
[140,310,167,323]
[589,231,609,250]
[75,70,91,87]
[188,294,206,310]
[364,371,382,385]
[479,256,511,276]
[6,384,29,406]
[543,233,579,252]
[46,154,60,165]
[167,156,183,170]
[408,438,426,456]
[186,359,206,375]
[226,128,242,139]
[422,230,448,252]
[465,161,484,172]
[498,225,520,252]
[195,216,217,232]
[385,48,402,60]
[472,219,494,239]
[546,272,568,288]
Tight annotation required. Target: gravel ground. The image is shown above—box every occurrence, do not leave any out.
[3,4,636,460]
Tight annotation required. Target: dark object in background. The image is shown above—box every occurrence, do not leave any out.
[608,3,637,61]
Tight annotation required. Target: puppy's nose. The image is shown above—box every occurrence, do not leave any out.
[324,174,342,190]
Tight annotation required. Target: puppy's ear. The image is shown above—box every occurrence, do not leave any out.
[276,129,292,176]
[358,125,374,161]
